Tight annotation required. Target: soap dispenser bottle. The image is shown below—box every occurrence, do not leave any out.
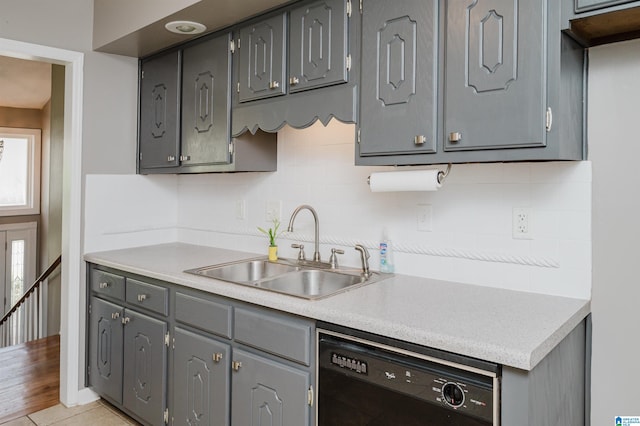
[379,228,394,273]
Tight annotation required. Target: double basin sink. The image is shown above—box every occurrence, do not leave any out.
[185,257,390,300]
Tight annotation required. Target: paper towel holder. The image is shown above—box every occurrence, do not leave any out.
[366,163,452,186]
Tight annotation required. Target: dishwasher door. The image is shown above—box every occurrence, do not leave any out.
[317,330,499,426]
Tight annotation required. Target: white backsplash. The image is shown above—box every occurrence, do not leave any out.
[84,120,591,299]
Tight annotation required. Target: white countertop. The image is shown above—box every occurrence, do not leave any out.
[84,242,590,371]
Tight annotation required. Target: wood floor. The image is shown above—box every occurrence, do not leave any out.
[0,335,60,424]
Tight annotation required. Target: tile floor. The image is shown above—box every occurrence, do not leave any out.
[0,400,139,426]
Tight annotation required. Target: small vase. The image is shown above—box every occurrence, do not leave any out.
[268,246,278,261]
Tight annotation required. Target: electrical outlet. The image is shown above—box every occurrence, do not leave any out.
[417,204,432,232]
[512,208,532,239]
[265,200,282,222]
[235,200,246,220]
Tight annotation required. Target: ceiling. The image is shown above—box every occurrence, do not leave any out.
[0,56,51,109]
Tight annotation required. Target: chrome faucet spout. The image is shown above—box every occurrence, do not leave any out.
[287,204,321,262]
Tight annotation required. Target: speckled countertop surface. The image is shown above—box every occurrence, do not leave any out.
[84,242,590,371]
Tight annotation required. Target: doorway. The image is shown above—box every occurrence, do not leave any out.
[0,37,85,407]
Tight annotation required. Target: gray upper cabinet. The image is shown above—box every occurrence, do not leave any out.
[575,0,635,12]
[139,51,180,170]
[181,33,232,166]
[357,0,585,165]
[357,0,439,157]
[289,0,349,93]
[444,0,546,152]
[237,13,288,102]
[231,0,359,136]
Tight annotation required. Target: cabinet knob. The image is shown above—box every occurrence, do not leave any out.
[414,135,426,145]
[98,282,109,289]
[232,361,242,371]
[111,312,120,320]
[289,76,300,86]
[213,353,223,363]
[122,317,130,325]
[180,155,191,162]
[137,294,147,302]
[269,81,280,89]
[449,132,462,143]
[167,155,176,162]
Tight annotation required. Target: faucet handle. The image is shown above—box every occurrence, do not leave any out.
[329,248,345,269]
[291,243,306,261]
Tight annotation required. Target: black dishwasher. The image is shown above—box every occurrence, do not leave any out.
[318,326,500,426]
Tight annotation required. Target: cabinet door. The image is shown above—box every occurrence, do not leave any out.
[123,309,167,426]
[181,33,232,166]
[289,0,348,93]
[89,297,124,405]
[139,51,181,169]
[172,328,231,426]
[358,0,439,156]
[238,13,287,102]
[575,0,633,12]
[444,0,546,151]
[231,349,311,426]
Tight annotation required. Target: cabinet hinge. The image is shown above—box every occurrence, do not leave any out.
[347,0,352,17]
[88,304,91,315]
[237,38,241,50]
[229,141,234,156]
[164,331,170,347]
[237,81,240,94]
[230,40,236,53]
[307,385,314,406]
[357,128,361,145]
[359,0,363,13]
[141,70,144,79]
[546,107,553,132]
[87,365,90,376]
[139,152,143,161]
[346,54,352,71]
[172,337,175,350]
[164,408,169,424]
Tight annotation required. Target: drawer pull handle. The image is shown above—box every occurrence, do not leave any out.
[449,132,462,143]
[99,282,109,289]
[213,353,223,363]
[137,294,147,302]
[414,135,426,145]
[232,361,242,371]
[111,312,120,320]
[122,317,130,325]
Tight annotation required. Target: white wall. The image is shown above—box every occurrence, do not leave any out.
[85,119,592,299]
[589,38,640,424]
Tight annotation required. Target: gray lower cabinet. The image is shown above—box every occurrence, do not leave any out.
[231,348,311,426]
[89,296,124,405]
[172,327,231,426]
[122,309,168,426]
[88,264,315,426]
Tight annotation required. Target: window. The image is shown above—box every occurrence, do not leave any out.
[0,128,41,216]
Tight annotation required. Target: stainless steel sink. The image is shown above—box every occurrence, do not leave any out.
[185,257,390,299]
[186,258,298,283]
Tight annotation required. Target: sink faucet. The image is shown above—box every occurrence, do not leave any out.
[287,205,321,262]
[354,244,371,279]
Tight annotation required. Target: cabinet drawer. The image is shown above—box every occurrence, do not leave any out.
[91,269,125,300]
[175,292,232,339]
[125,278,169,315]
[234,308,312,366]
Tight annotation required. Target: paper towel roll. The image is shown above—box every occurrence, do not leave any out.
[368,170,442,192]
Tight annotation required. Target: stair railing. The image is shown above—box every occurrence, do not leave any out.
[0,255,61,347]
